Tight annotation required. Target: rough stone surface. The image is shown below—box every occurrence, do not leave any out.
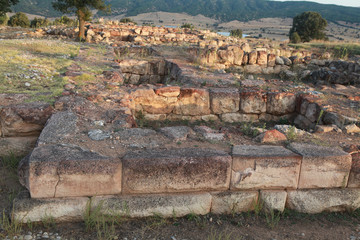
[27,144,122,198]
[348,153,360,188]
[194,126,224,141]
[211,191,258,214]
[13,191,88,222]
[88,129,111,141]
[37,111,77,145]
[221,113,259,123]
[173,88,210,116]
[274,125,307,136]
[294,114,315,130]
[113,128,166,148]
[254,129,287,143]
[240,91,266,114]
[345,124,360,134]
[231,145,301,190]
[286,189,360,214]
[93,193,212,218]
[288,143,352,189]
[210,88,240,114]
[0,136,37,157]
[159,126,192,141]
[122,148,231,194]
[132,88,177,114]
[260,190,287,212]
[267,92,296,115]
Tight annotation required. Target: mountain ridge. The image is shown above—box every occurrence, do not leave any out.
[12,0,360,23]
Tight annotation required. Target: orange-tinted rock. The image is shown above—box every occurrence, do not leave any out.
[240,90,266,114]
[348,153,360,188]
[173,88,210,116]
[255,129,287,143]
[257,51,267,65]
[155,86,181,97]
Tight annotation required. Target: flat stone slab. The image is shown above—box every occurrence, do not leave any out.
[93,193,212,218]
[158,126,192,142]
[113,128,166,148]
[211,191,258,214]
[13,191,88,223]
[286,189,360,214]
[122,148,231,194]
[26,144,122,198]
[288,143,352,189]
[231,145,301,190]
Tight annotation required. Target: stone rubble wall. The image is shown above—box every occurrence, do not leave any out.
[13,142,360,222]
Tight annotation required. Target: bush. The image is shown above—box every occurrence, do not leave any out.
[180,23,194,29]
[0,14,9,26]
[53,16,77,26]
[30,17,50,28]
[120,18,136,24]
[289,11,327,42]
[8,12,30,28]
[230,29,243,38]
[290,32,301,43]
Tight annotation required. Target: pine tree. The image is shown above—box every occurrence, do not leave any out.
[52,0,110,40]
[0,0,19,16]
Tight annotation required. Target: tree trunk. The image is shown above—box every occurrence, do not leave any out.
[77,9,85,41]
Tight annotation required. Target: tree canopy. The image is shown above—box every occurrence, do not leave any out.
[289,11,327,43]
[52,0,109,40]
[0,0,19,15]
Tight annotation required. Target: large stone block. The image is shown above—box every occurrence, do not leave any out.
[260,190,287,212]
[240,90,266,114]
[119,59,150,75]
[122,148,231,194]
[93,193,212,218]
[27,144,122,198]
[210,88,240,114]
[288,143,352,189]
[257,51,267,65]
[221,113,259,123]
[211,191,258,214]
[131,88,178,114]
[286,189,360,213]
[348,153,360,188]
[13,191,88,223]
[173,88,210,116]
[231,145,301,190]
[266,92,296,115]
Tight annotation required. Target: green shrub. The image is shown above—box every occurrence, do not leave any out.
[120,18,136,24]
[181,23,194,29]
[290,32,301,43]
[230,29,243,38]
[30,17,50,28]
[0,14,9,26]
[289,11,327,42]
[53,16,77,26]
[8,12,30,28]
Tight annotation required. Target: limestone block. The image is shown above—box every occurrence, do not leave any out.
[286,189,360,213]
[267,54,276,67]
[201,114,219,122]
[13,191,88,223]
[240,90,266,114]
[211,191,258,214]
[122,148,231,194]
[155,86,181,97]
[260,190,287,212]
[210,88,240,114]
[27,144,122,198]
[257,51,267,65]
[244,65,262,74]
[231,145,301,190]
[93,193,212,218]
[288,143,352,189]
[221,113,259,123]
[132,88,178,114]
[267,92,296,115]
[248,51,257,65]
[348,153,360,188]
[119,59,149,75]
[173,88,210,116]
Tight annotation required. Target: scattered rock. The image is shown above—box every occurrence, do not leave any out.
[159,126,192,141]
[254,129,287,143]
[88,129,111,141]
[344,124,360,134]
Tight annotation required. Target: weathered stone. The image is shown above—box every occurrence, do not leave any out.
[159,126,192,141]
[194,126,224,141]
[211,191,258,214]
[345,124,360,134]
[267,54,276,67]
[0,103,53,137]
[257,51,268,65]
[248,51,257,65]
[37,111,77,145]
[114,128,165,148]
[88,129,111,141]
[231,145,301,190]
[275,56,284,65]
[260,190,287,212]
[93,193,212,218]
[348,153,360,188]
[274,125,307,136]
[143,114,167,121]
[132,88,178,114]
[294,114,314,130]
[305,103,322,123]
[119,59,149,75]
[210,88,240,114]
[122,148,231,194]
[254,129,287,143]
[286,189,360,213]
[315,125,334,133]
[0,136,37,157]
[244,65,262,74]
[288,143,352,189]
[13,191,88,223]
[155,86,181,97]
[240,91,266,114]
[221,113,259,123]
[267,92,296,115]
[201,114,219,122]
[27,144,122,198]
[173,88,210,116]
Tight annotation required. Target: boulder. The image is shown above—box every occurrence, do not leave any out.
[254,129,287,143]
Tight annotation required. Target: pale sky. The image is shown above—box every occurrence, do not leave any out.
[271,0,360,7]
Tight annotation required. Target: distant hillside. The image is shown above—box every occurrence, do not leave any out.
[12,0,360,23]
